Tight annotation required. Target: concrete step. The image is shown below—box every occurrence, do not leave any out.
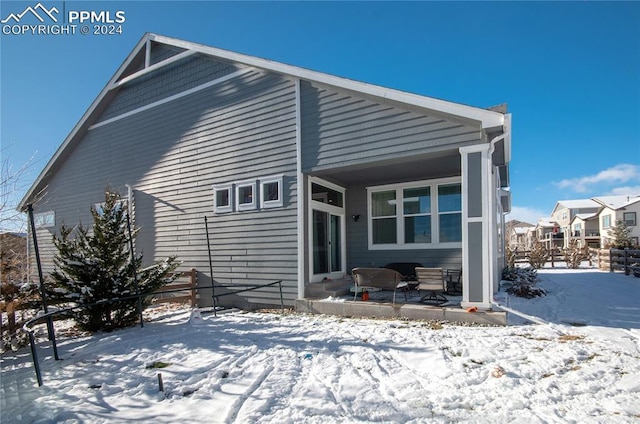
[306,278,352,298]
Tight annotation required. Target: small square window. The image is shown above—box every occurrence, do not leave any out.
[260,176,283,208]
[236,180,257,211]
[213,184,233,213]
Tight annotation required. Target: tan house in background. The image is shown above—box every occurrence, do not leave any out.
[594,195,640,247]
[507,194,640,250]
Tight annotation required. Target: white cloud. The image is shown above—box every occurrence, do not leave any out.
[607,186,640,196]
[554,164,640,193]
[506,206,548,225]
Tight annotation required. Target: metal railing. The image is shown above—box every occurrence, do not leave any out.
[22,280,284,386]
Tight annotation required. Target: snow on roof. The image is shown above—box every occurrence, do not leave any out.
[537,218,556,227]
[572,213,598,222]
[592,195,640,210]
[556,199,600,210]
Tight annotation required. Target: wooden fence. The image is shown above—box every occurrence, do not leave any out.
[512,249,570,268]
[152,268,198,307]
[591,248,640,275]
[1,269,198,339]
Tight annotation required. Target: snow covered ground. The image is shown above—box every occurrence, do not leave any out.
[2,267,640,423]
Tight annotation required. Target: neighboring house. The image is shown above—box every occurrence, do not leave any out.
[506,220,534,250]
[569,213,600,248]
[593,195,640,247]
[549,199,600,248]
[18,33,512,311]
[535,218,561,249]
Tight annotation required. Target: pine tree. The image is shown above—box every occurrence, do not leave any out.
[48,189,179,332]
[609,220,633,249]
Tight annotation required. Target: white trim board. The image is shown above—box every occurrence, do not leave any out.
[89,68,252,130]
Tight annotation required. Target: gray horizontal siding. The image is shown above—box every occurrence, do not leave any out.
[150,42,186,65]
[98,54,241,123]
[300,80,480,172]
[31,66,299,308]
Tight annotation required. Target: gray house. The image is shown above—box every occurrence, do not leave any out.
[19,33,512,311]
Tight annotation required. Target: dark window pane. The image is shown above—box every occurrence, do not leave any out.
[440,213,462,242]
[403,187,430,215]
[263,182,279,202]
[216,190,229,207]
[405,216,431,243]
[373,218,397,244]
[438,184,461,212]
[312,183,343,207]
[239,186,253,204]
[372,191,396,217]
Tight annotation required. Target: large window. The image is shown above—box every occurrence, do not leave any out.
[368,178,461,249]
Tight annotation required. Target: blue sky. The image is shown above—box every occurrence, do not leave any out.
[1,1,639,230]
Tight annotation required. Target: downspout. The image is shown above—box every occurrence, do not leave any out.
[487,120,510,311]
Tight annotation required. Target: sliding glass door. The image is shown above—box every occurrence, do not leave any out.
[309,178,346,282]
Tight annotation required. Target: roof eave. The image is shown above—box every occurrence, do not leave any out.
[18,33,508,211]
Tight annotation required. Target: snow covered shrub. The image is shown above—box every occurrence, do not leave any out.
[502,266,545,298]
[47,189,180,332]
[527,241,549,269]
[563,240,591,269]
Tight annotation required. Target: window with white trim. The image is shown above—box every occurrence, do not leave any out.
[437,183,462,242]
[368,178,462,249]
[236,180,256,211]
[34,211,55,228]
[602,214,612,229]
[623,212,636,226]
[260,175,283,209]
[213,183,233,213]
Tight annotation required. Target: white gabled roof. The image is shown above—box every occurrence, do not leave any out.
[592,195,640,210]
[19,33,508,210]
[551,199,600,215]
[571,213,598,223]
[536,218,557,228]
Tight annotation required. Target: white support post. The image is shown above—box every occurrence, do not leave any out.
[460,144,494,310]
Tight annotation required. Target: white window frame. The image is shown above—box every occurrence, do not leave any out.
[34,211,55,228]
[236,179,257,211]
[260,175,284,209]
[623,211,636,226]
[602,214,612,229]
[212,183,233,214]
[367,177,462,250]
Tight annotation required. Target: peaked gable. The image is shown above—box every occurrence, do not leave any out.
[19,33,508,210]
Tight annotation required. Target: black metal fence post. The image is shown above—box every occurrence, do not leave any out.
[27,204,59,360]
[205,216,218,317]
[126,214,144,328]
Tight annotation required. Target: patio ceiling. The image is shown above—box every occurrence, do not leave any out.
[310,149,461,186]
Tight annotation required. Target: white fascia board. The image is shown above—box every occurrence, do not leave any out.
[149,34,505,129]
[111,49,198,89]
[18,33,154,210]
